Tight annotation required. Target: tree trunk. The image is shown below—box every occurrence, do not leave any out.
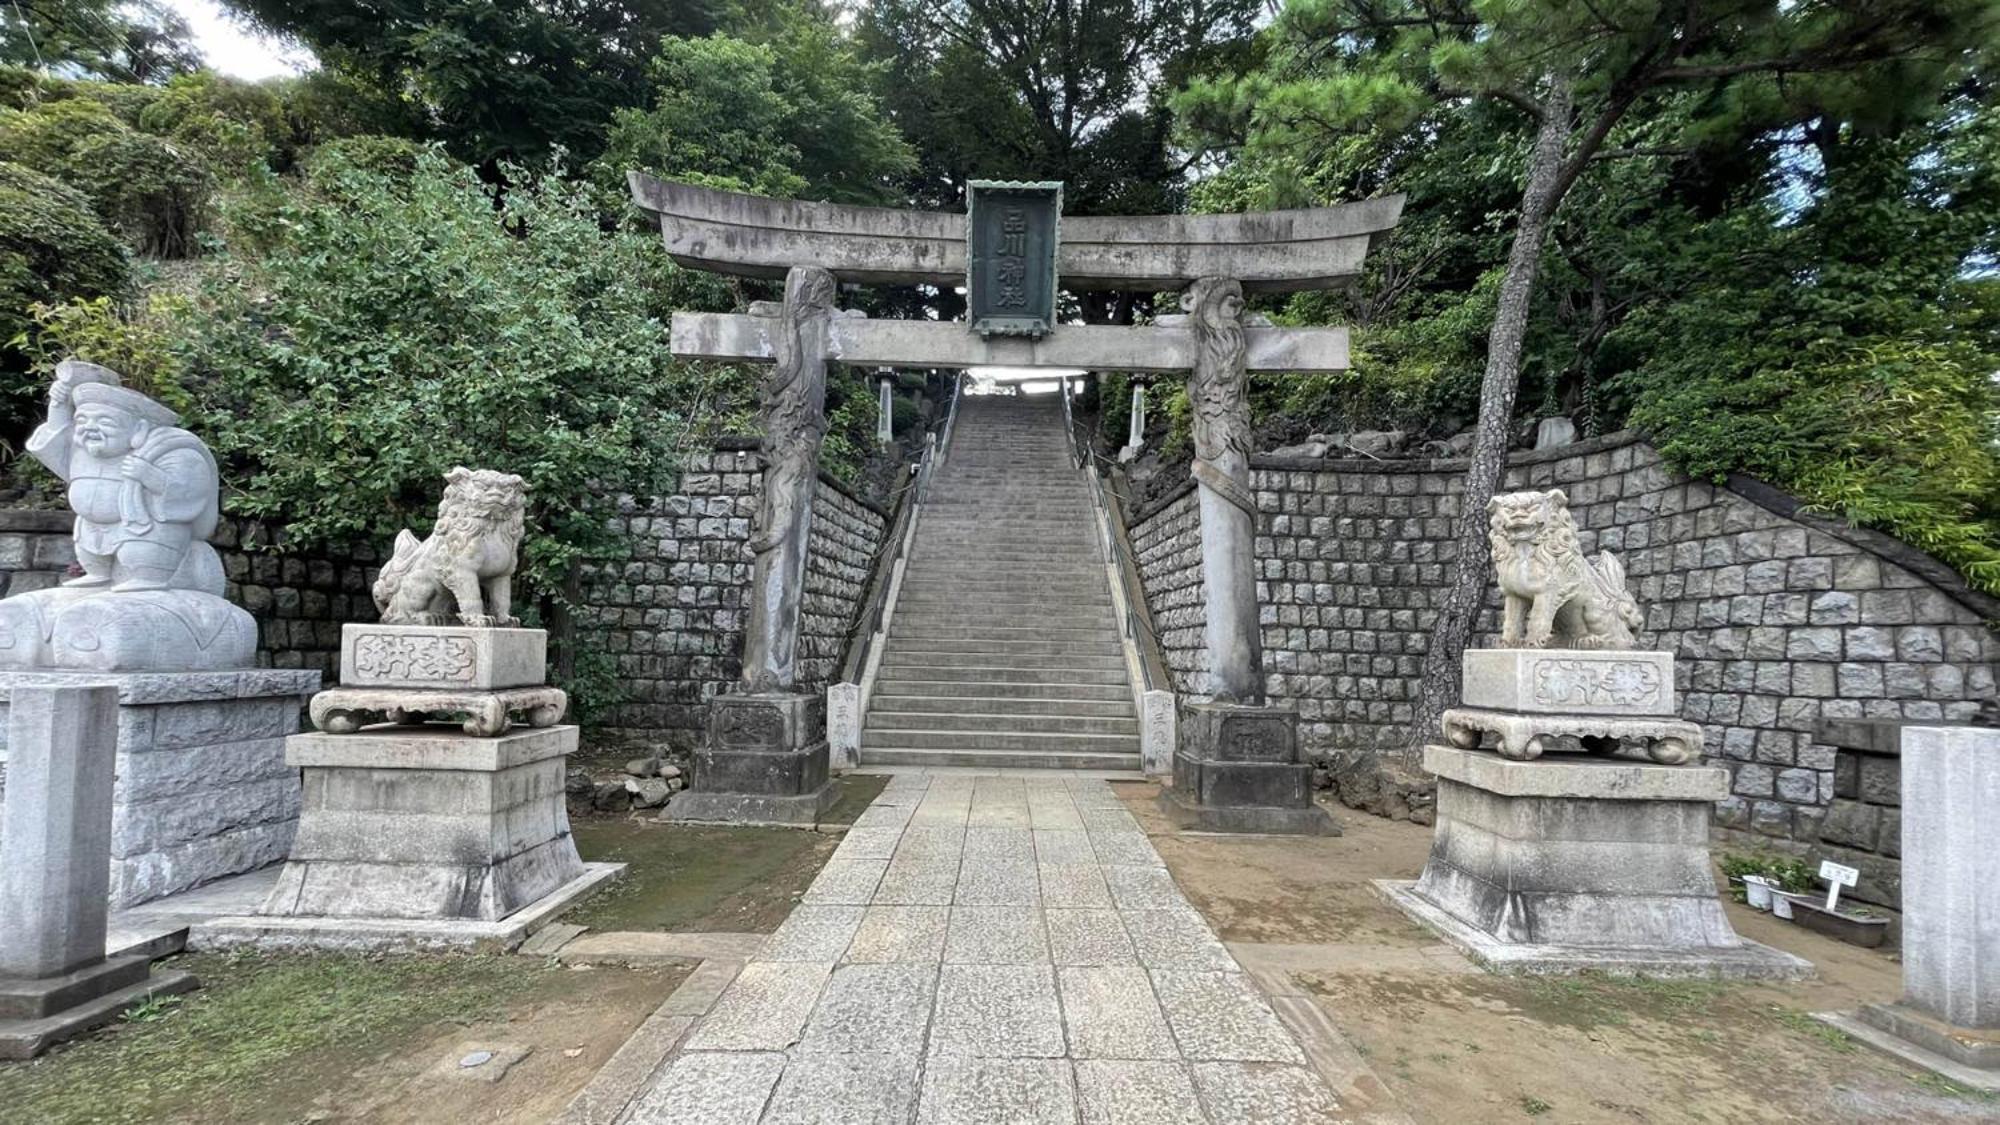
[1407,82,1576,753]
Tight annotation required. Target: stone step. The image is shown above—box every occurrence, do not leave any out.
[872,663,1131,686]
[880,638,1125,658]
[855,746,1144,772]
[861,727,1141,753]
[868,694,1136,717]
[876,653,1127,675]
[870,679,1134,702]
[887,622,1118,642]
[866,709,1138,735]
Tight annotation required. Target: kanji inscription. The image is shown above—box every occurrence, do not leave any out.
[967,180,1060,337]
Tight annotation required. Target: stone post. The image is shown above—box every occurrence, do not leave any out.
[1128,386,1146,450]
[674,265,840,826]
[877,375,894,448]
[1159,278,1332,834]
[0,685,117,979]
[741,265,836,694]
[0,685,195,1058]
[1842,725,2000,1084]
[1182,277,1261,703]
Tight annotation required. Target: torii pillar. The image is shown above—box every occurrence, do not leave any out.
[1159,277,1337,835]
[665,266,840,826]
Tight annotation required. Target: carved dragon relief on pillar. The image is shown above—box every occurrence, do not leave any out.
[1183,276,1264,703]
[740,265,836,693]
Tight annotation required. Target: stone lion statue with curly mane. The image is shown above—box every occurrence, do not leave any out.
[1488,489,1643,649]
[372,467,527,627]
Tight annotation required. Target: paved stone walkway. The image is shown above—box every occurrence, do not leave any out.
[621,773,1348,1124]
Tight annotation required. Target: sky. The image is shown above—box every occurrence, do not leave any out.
[167,0,311,80]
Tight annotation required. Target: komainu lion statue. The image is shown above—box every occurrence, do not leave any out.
[1488,489,1642,649]
[372,467,527,627]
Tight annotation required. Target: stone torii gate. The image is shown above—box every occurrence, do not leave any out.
[632,174,1402,827]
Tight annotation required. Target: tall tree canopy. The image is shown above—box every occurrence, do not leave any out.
[1178,0,2000,744]
[854,0,1261,214]
[221,0,740,163]
[1,0,202,82]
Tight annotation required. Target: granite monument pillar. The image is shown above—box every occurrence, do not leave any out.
[0,685,196,1057]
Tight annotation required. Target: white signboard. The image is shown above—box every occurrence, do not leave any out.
[1820,859,1859,910]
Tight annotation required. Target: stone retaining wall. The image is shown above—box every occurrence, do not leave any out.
[1128,432,2000,847]
[580,443,889,749]
[0,509,376,678]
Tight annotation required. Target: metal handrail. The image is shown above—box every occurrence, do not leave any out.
[1089,466,1172,693]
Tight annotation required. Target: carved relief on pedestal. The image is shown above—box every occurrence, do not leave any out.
[1531,657,1663,710]
[349,632,477,684]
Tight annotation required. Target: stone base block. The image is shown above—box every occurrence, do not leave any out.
[0,962,198,1059]
[340,624,546,689]
[259,724,586,922]
[675,692,834,825]
[660,783,839,828]
[1377,880,1810,980]
[1860,1003,2000,1069]
[0,669,321,907]
[1393,745,1808,975]
[1156,786,1338,836]
[1442,708,1701,764]
[1163,701,1336,835]
[1811,1006,2000,1092]
[1463,648,1674,716]
[195,862,622,954]
[309,684,566,737]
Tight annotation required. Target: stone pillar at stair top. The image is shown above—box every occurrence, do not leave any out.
[740,265,837,694]
[1180,276,1262,703]
[1898,725,2000,1030]
[0,684,118,979]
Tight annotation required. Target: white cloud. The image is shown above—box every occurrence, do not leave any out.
[166,0,313,81]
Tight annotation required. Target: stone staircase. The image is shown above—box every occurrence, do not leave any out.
[858,394,1142,772]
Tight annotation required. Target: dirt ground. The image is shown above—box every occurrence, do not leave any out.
[1117,781,2000,1125]
[0,953,689,1125]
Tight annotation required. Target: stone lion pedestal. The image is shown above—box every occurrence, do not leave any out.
[1380,650,1808,979]
[662,692,837,827]
[1157,701,1339,835]
[196,624,619,952]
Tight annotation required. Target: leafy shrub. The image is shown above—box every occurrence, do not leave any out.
[0,97,211,256]
[0,162,127,437]
[153,150,740,710]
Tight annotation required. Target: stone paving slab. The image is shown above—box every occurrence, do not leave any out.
[614,775,1354,1124]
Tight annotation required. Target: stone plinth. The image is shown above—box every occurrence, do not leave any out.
[257,724,588,923]
[339,624,546,690]
[0,686,196,1059]
[1158,700,1338,835]
[1462,649,1674,716]
[664,692,836,826]
[1379,745,1809,978]
[0,668,321,907]
[1830,725,2000,1088]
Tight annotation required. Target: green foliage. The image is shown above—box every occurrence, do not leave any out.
[1,0,202,83]
[0,96,212,256]
[1720,853,1816,893]
[222,0,738,164]
[67,148,735,709]
[0,161,127,437]
[595,25,914,206]
[24,293,192,412]
[855,0,1260,213]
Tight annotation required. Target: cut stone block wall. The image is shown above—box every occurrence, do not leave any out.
[0,509,377,679]
[1129,431,2000,848]
[580,442,889,749]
